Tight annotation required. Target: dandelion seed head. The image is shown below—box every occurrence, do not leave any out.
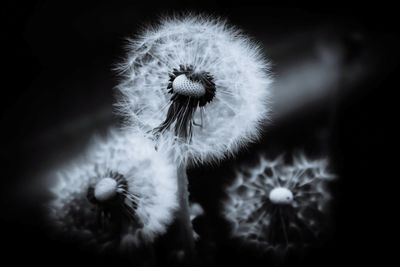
[223,153,336,251]
[49,129,178,250]
[116,14,272,165]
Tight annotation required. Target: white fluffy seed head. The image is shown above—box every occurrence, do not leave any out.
[223,153,336,250]
[49,129,178,249]
[94,177,117,202]
[172,74,206,97]
[116,14,273,166]
[269,187,293,205]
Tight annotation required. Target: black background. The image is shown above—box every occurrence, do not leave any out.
[1,1,397,266]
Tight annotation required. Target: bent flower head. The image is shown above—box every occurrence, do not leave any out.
[116,15,272,165]
[49,130,177,250]
[223,153,336,251]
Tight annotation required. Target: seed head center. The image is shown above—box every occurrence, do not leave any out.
[94,177,118,202]
[172,74,206,98]
[269,187,294,205]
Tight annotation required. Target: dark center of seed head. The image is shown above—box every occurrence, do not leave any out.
[153,65,216,140]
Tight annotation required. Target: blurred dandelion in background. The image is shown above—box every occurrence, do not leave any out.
[116,14,272,165]
[49,129,178,251]
[223,152,336,252]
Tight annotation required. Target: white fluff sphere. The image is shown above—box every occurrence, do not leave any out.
[269,187,293,205]
[94,177,117,202]
[116,15,272,165]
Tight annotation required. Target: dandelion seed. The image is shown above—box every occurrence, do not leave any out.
[116,14,272,165]
[223,153,336,252]
[49,130,178,250]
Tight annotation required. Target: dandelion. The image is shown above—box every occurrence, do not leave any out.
[115,15,272,260]
[49,129,177,250]
[223,153,335,251]
[116,14,272,165]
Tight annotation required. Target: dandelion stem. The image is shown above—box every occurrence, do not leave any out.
[176,163,196,260]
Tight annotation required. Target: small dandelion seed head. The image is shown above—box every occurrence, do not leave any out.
[116,14,272,165]
[222,152,336,252]
[49,129,178,250]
